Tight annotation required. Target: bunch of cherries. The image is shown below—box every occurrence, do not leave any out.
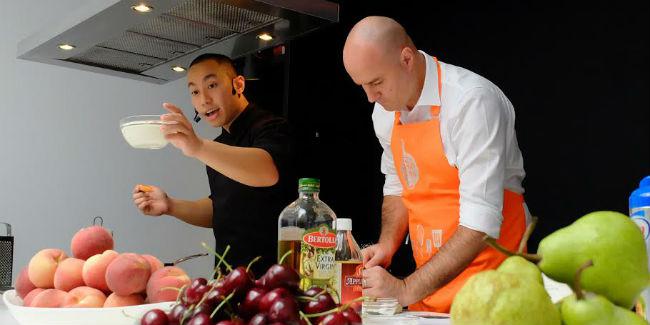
[140,246,362,325]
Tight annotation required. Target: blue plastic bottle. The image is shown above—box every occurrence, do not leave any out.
[630,175,650,319]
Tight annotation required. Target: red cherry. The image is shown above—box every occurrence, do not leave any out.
[259,287,292,313]
[215,319,245,325]
[141,309,169,325]
[186,313,212,325]
[319,312,349,325]
[267,297,300,323]
[303,286,324,297]
[190,278,208,290]
[248,313,268,325]
[204,287,225,306]
[238,287,267,318]
[167,304,186,325]
[186,284,210,305]
[222,266,254,297]
[192,302,216,319]
[303,292,336,314]
[261,264,300,290]
[341,308,362,324]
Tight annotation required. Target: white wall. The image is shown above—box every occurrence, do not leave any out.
[1,0,219,283]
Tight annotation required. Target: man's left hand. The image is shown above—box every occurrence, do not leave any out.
[362,266,412,306]
[161,102,204,157]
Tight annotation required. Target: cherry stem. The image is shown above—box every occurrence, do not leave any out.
[297,296,318,302]
[216,245,231,270]
[202,242,232,272]
[197,285,216,308]
[327,283,340,304]
[246,256,262,273]
[303,305,341,318]
[572,260,593,300]
[303,297,363,320]
[518,216,538,254]
[279,249,293,265]
[341,296,366,311]
[175,284,187,304]
[211,292,235,319]
[181,304,195,324]
[483,236,542,263]
[299,311,314,325]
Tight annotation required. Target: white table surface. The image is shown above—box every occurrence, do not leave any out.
[0,294,451,325]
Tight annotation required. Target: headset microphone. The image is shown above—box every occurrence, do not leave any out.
[194,81,239,123]
[193,109,201,123]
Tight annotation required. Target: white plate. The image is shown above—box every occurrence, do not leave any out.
[3,290,174,325]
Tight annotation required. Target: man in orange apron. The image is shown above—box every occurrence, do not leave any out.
[343,16,529,312]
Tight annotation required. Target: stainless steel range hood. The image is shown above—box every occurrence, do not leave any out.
[17,0,338,84]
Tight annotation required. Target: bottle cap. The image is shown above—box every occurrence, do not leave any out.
[298,178,320,192]
[630,176,650,209]
[336,218,352,231]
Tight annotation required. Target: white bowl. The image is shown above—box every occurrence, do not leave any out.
[3,290,173,325]
[119,115,168,149]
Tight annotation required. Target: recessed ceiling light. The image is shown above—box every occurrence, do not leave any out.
[257,33,273,41]
[131,4,153,13]
[58,44,76,50]
[171,66,186,72]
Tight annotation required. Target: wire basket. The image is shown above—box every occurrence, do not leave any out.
[0,222,13,291]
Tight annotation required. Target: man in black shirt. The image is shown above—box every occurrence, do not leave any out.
[132,54,294,275]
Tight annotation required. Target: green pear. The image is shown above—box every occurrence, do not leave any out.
[561,260,647,325]
[451,270,561,325]
[537,211,649,309]
[562,294,647,325]
[498,255,543,284]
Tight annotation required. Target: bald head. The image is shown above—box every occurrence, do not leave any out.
[344,16,413,57]
[343,16,425,111]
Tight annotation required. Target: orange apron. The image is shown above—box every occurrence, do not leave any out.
[390,57,526,312]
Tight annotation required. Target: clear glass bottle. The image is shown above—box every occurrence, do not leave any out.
[334,218,363,305]
[278,178,337,290]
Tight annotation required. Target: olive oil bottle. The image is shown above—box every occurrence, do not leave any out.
[278,178,337,290]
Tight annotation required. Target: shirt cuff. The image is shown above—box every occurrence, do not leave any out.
[383,174,403,196]
[459,202,503,239]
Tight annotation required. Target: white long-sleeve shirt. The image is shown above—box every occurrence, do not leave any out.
[372,51,527,238]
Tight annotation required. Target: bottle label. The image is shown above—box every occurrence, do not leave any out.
[335,262,363,304]
[301,225,336,280]
[632,210,650,240]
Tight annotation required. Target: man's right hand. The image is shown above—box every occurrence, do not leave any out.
[362,243,393,268]
[132,184,170,216]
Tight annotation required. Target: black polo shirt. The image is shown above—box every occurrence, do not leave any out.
[207,104,295,277]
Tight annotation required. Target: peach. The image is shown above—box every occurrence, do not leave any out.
[22,288,45,307]
[71,225,114,260]
[82,250,118,292]
[105,253,151,296]
[30,288,68,308]
[15,267,36,299]
[28,248,68,288]
[146,266,190,303]
[62,286,107,308]
[103,293,145,307]
[142,254,164,274]
[53,257,85,291]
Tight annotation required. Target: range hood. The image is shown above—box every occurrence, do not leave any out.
[17,0,338,84]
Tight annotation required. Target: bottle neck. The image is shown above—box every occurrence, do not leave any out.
[299,191,320,200]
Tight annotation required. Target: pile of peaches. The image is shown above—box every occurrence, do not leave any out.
[14,225,190,308]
